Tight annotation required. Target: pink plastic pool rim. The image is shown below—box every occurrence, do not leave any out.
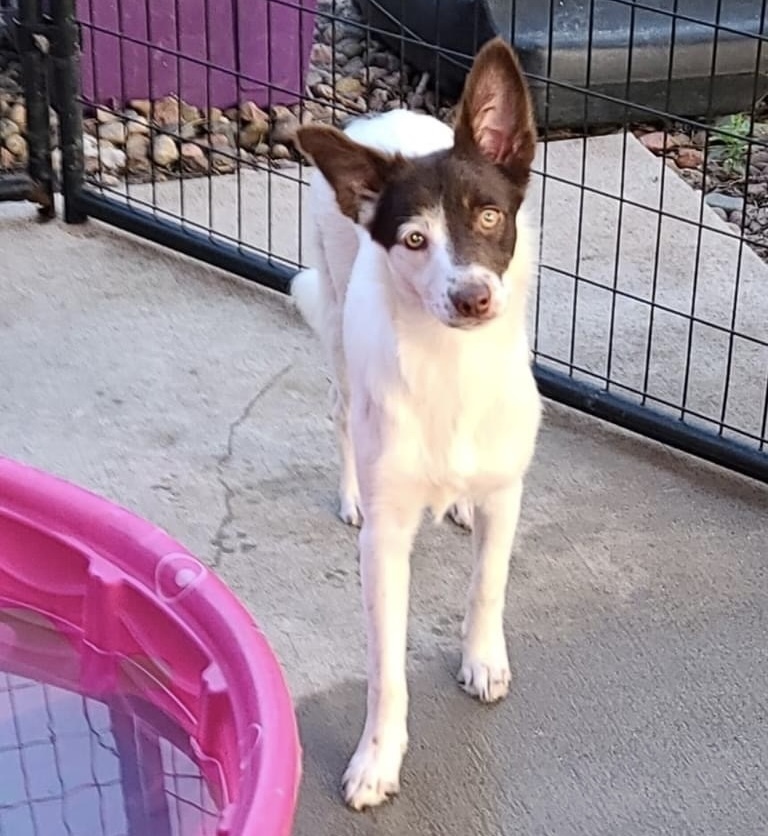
[0,456,301,836]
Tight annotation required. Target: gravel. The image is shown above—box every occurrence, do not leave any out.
[636,118,768,260]
[0,26,24,171]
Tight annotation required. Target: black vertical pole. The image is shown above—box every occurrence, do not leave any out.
[50,0,86,223]
[16,0,54,218]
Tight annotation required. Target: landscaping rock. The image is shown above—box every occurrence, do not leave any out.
[126,133,150,163]
[99,143,126,173]
[705,192,744,212]
[0,146,14,168]
[180,101,200,123]
[96,106,118,123]
[0,116,18,141]
[676,147,705,169]
[270,142,292,160]
[97,120,127,146]
[209,133,235,172]
[152,134,179,167]
[126,112,150,135]
[310,42,333,67]
[207,107,224,124]
[335,76,363,98]
[4,133,27,162]
[128,98,152,117]
[239,101,268,124]
[180,141,208,171]
[238,120,267,151]
[8,102,25,131]
[152,96,181,127]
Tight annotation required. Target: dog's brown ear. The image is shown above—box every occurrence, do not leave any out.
[454,37,536,178]
[297,125,399,223]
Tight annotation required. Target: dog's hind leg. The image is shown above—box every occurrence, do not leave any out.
[458,480,523,703]
[314,232,362,527]
[447,498,474,531]
[330,381,362,526]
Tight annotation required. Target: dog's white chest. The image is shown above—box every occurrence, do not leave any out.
[353,319,540,507]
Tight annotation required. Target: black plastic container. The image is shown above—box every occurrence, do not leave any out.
[357,0,768,128]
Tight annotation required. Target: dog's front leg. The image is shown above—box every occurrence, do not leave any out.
[342,498,421,810]
[458,480,523,703]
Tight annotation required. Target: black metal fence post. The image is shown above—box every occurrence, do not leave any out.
[49,0,84,223]
[17,0,53,218]
[0,0,54,216]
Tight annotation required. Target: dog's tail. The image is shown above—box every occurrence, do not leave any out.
[290,267,323,335]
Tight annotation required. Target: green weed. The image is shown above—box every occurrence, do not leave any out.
[713,113,752,174]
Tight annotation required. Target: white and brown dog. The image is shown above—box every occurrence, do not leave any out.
[292,37,541,810]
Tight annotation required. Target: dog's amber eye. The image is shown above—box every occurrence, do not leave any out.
[479,207,502,230]
[403,231,427,250]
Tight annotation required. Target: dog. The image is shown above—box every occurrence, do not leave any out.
[291,37,541,810]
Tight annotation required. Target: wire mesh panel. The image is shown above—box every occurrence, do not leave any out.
[527,0,768,464]
[67,0,768,479]
[0,672,220,836]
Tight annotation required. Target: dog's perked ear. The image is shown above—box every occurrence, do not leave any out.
[454,37,537,182]
[297,125,401,223]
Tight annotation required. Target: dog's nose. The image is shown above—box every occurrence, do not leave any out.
[449,285,492,318]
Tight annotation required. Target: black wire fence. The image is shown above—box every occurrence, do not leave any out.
[3,0,768,482]
[0,673,220,836]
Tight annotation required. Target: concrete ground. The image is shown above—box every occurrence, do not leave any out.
[1,133,767,835]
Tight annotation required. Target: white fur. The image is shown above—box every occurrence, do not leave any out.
[292,109,542,810]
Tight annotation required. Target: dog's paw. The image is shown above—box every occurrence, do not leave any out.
[342,733,407,811]
[338,494,362,527]
[458,645,511,703]
[448,499,474,532]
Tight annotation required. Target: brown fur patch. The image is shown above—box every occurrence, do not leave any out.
[296,124,404,221]
[368,148,525,276]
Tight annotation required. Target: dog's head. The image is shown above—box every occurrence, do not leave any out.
[297,37,536,329]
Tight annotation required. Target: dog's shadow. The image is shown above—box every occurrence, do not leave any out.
[294,657,513,836]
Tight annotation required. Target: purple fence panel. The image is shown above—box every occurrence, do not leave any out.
[78,0,317,109]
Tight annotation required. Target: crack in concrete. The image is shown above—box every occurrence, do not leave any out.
[211,363,293,566]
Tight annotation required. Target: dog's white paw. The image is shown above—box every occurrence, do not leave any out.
[458,643,511,703]
[342,733,406,811]
[338,493,362,527]
[448,499,474,531]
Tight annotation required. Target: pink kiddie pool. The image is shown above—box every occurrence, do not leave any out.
[0,456,301,836]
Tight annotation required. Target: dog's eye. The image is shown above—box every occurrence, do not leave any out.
[479,207,502,230]
[403,231,427,250]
